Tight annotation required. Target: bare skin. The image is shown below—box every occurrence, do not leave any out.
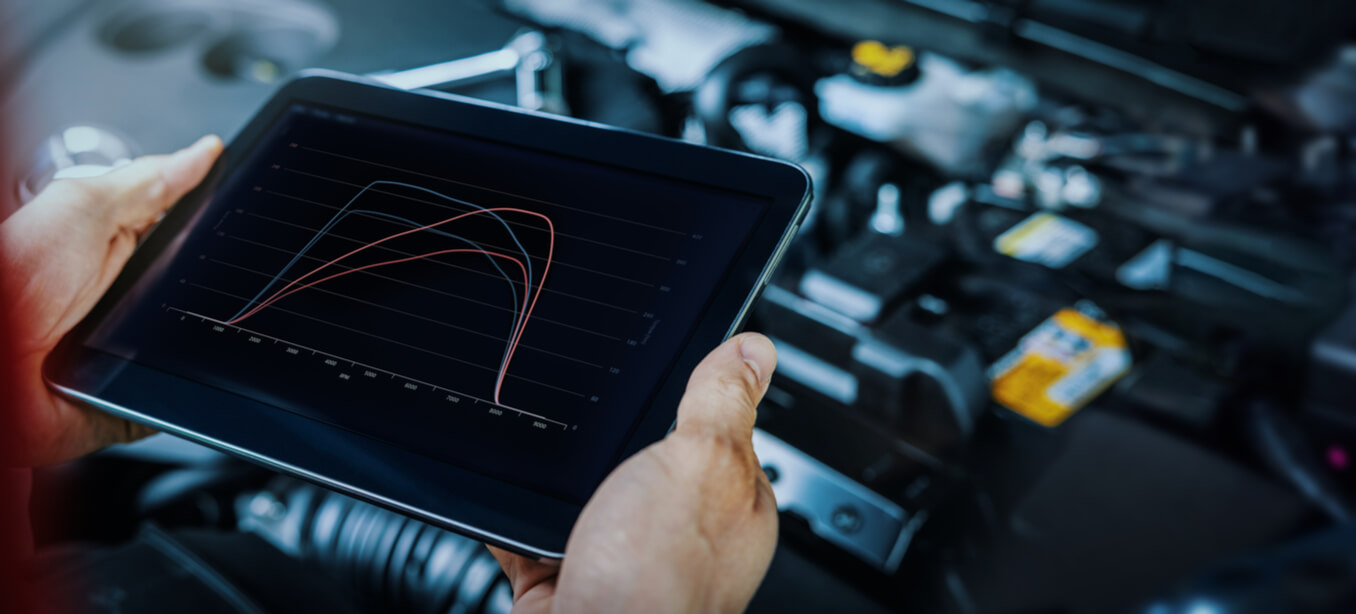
[2,136,781,612]
[491,333,780,613]
[2,136,223,466]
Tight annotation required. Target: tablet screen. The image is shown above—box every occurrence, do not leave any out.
[87,103,768,502]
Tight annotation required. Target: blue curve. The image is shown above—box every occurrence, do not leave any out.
[227,180,536,370]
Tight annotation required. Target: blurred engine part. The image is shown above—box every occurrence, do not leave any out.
[665,3,1355,610]
[1271,45,1356,133]
[950,411,1310,614]
[817,52,1036,177]
[1,0,530,179]
[767,275,987,442]
[103,0,341,84]
[1138,523,1356,614]
[236,478,513,614]
[17,124,137,203]
[726,0,1356,134]
[1298,273,1356,512]
[754,428,923,573]
[1247,400,1355,525]
[693,42,821,156]
[35,524,366,614]
[503,0,775,92]
[371,30,568,115]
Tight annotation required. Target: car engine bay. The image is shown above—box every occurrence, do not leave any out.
[6,1,1356,612]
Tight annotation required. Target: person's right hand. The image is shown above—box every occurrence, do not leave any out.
[1,136,223,467]
[489,332,781,613]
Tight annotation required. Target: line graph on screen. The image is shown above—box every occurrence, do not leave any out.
[218,180,554,405]
[164,138,693,431]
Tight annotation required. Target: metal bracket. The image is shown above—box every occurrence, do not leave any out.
[753,428,923,573]
[370,30,567,114]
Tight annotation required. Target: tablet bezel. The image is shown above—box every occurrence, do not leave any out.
[44,71,811,558]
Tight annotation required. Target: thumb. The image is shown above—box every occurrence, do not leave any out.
[673,332,777,441]
[74,134,223,231]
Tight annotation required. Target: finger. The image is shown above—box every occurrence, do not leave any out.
[485,545,559,600]
[9,398,157,467]
[673,332,776,441]
[78,135,223,230]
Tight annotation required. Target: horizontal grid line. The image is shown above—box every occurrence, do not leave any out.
[222,233,623,341]
[165,306,570,429]
[185,282,587,398]
[242,210,639,314]
[207,257,605,369]
[263,188,656,287]
[282,167,674,262]
[298,145,689,237]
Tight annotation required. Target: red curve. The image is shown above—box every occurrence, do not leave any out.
[228,207,550,323]
[229,206,556,405]
[232,247,529,343]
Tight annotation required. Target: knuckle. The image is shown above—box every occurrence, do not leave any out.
[713,368,760,407]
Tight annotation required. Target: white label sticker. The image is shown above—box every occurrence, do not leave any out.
[994,213,1098,269]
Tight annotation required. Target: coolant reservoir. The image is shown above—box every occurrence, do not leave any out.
[817,51,1036,177]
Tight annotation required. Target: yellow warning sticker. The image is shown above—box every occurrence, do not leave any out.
[990,308,1131,426]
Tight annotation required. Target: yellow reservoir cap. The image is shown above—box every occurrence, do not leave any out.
[851,41,916,78]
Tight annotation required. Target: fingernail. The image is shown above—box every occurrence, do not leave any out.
[738,334,777,385]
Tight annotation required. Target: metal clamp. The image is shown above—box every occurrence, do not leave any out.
[753,428,923,573]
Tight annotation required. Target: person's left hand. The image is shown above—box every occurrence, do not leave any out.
[2,135,223,467]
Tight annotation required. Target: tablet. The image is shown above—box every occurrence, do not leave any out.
[45,71,810,557]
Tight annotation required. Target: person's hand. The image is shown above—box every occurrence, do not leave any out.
[1,136,223,467]
[489,332,780,613]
